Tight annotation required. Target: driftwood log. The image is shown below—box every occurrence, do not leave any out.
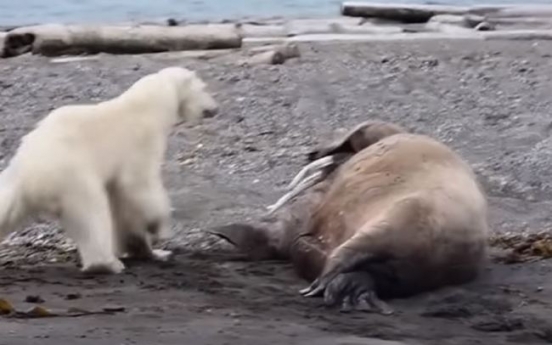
[425,15,488,34]
[2,23,242,58]
[284,18,361,36]
[427,14,479,28]
[241,43,300,66]
[341,3,552,24]
[341,2,469,23]
[481,29,552,40]
[0,32,7,58]
[468,4,552,18]
[237,24,287,38]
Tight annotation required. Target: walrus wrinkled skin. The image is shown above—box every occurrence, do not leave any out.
[210,120,489,314]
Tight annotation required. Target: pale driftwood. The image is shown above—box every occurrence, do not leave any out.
[247,44,282,53]
[0,32,7,58]
[242,37,287,46]
[428,12,552,31]
[481,29,552,40]
[3,23,242,57]
[0,25,21,32]
[286,32,482,42]
[49,56,100,64]
[49,49,236,63]
[428,14,494,31]
[428,14,477,28]
[238,24,287,38]
[341,2,469,23]
[145,49,235,61]
[425,22,476,34]
[241,43,300,66]
[425,16,478,34]
[468,5,552,18]
[242,18,287,26]
[484,17,552,29]
[284,18,362,36]
[333,22,404,34]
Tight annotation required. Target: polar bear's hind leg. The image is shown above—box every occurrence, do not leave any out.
[60,179,124,274]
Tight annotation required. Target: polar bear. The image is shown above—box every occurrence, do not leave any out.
[0,66,218,274]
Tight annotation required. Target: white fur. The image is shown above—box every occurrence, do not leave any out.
[0,66,218,274]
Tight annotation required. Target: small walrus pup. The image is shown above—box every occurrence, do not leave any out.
[210,120,489,314]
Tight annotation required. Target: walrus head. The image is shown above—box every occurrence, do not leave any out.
[307,120,406,162]
[265,120,407,216]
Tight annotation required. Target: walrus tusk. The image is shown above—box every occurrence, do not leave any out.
[267,170,324,215]
[287,156,335,191]
[266,155,336,216]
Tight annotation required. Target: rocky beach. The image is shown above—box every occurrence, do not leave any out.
[3,3,552,345]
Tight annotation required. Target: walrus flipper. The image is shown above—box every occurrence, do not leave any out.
[207,223,280,260]
[324,272,394,315]
[299,243,393,314]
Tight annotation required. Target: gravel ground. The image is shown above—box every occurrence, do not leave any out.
[2,39,552,344]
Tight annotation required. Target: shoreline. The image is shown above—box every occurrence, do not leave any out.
[3,3,552,59]
[3,1,552,27]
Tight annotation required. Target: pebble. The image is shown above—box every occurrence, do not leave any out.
[25,295,45,304]
[66,293,82,300]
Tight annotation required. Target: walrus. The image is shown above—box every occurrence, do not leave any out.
[209,120,489,314]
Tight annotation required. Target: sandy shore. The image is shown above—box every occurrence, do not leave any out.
[2,39,552,344]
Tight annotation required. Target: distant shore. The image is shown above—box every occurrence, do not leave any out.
[2,3,552,60]
[6,0,552,27]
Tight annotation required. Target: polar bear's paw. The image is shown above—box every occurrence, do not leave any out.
[81,258,125,275]
[151,249,173,262]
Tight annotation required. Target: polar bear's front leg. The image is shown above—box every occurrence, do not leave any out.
[116,229,173,262]
[113,173,173,261]
[60,181,124,274]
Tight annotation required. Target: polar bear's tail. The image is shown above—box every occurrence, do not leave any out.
[0,166,26,239]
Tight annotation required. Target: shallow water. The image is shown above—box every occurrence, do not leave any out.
[2,0,552,26]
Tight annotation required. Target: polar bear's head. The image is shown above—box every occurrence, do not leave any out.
[158,67,219,124]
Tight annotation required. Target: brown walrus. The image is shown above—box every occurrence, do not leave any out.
[209,120,489,314]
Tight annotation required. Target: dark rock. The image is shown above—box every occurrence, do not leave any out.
[25,295,45,304]
[166,18,178,26]
[471,316,524,332]
[66,293,82,300]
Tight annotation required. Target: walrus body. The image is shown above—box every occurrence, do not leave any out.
[211,121,489,313]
